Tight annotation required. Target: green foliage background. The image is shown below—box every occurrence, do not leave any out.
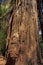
[0,20,8,55]
[0,3,9,55]
[0,0,15,56]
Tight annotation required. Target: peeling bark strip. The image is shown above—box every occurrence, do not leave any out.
[6,0,42,65]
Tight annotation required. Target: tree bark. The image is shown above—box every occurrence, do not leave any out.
[6,0,42,65]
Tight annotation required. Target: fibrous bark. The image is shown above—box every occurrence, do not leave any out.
[6,0,42,65]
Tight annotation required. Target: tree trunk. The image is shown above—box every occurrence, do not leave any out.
[6,0,42,65]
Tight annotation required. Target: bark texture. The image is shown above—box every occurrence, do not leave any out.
[6,0,42,65]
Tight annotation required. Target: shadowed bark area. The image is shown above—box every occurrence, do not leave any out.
[6,0,42,65]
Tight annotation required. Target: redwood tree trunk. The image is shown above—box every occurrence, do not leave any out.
[6,0,42,65]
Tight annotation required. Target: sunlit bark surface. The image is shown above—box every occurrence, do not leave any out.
[6,0,42,65]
